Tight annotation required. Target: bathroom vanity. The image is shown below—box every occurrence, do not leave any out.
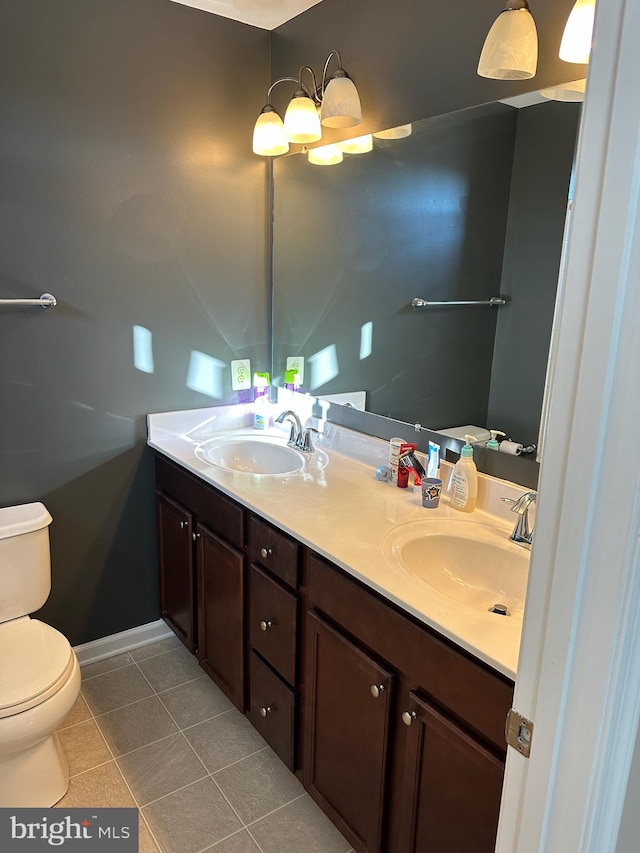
[149,407,526,853]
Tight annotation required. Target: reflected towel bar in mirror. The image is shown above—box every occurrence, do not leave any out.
[0,293,57,308]
[411,296,508,309]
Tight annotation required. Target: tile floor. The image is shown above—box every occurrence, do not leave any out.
[55,635,354,853]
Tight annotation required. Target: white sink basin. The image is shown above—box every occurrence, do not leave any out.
[196,434,307,476]
[382,519,530,616]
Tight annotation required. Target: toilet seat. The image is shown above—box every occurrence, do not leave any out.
[0,618,75,718]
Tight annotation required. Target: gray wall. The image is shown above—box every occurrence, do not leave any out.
[488,101,580,446]
[0,0,270,645]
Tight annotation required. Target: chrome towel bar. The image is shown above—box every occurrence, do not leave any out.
[0,293,57,308]
[411,296,507,309]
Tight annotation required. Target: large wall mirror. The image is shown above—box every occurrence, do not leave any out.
[272,92,582,474]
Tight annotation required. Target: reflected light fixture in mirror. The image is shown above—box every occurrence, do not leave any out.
[340,134,373,154]
[477,0,538,80]
[252,50,362,156]
[307,143,344,165]
[559,0,596,64]
[373,124,413,140]
[540,77,587,102]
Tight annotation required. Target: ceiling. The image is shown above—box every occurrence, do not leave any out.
[169,0,323,30]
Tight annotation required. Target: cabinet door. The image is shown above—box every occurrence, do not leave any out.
[398,691,505,853]
[156,492,195,652]
[197,524,246,711]
[304,611,393,853]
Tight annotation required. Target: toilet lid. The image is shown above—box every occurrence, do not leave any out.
[0,618,74,714]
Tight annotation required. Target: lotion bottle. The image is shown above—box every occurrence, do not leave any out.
[449,435,478,512]
[486,429,505,451]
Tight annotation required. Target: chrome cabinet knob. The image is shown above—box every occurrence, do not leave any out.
[179,521,187,529]
[259,620,275,632]
[192,532,200,541]
[402,710,417,727]
[260,706,272,717]
[260,547,273,559]
[370,684,386,699]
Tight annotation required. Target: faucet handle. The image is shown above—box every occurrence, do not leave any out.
[297,426,320,452]
[502,491,537,514]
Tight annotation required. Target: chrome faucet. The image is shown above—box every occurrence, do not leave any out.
[502,491,537,546]
[275,411,320,453]
[275,410,302,447]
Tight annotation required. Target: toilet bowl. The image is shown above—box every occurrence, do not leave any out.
[0,503,81,807]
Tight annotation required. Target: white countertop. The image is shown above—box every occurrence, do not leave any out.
[148,404,531,680]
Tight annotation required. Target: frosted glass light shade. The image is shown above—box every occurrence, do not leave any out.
[252,108,289,156]
[540,77,587,102]
[284,94,322,144]
[477,6,538,80]
[321,75,362,128]
[559,0,595,64]
[373,124,413,140]
[308,144,343,166]
[340,134,373,154]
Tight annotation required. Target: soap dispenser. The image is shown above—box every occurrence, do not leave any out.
[449,435,478,513]
[486,430,506,451]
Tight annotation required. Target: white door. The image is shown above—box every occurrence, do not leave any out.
[496,1,640,851]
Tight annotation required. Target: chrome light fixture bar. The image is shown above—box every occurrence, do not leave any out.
[253,50,362,157]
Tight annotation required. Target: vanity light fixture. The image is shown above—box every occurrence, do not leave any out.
[559,0,595,64]
[540,77,587,102]
[373,124,413,140]
[307,143,344,165]
[252,50,362,156]
[339,134,373,154]
[477,0,538,80]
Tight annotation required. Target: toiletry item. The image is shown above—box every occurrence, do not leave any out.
[486,430,506,450]
[284,369,300,392]
[397,465,409,488]
[499,440,523,456]
[399,447,425,480]
[427,441,440,477]
[375,465,392,482]
[389,437,407,483]
[449,435,478,512]
[253,372,270,430]
[422,478,443,509]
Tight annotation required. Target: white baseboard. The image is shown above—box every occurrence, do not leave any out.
[73,619,175,667]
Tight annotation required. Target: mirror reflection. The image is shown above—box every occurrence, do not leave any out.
[272,95,581,453]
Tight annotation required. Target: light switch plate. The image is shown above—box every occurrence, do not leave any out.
[231,359,251,391]
[286,356,304,384]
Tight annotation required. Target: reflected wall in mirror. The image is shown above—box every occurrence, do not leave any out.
[273,97,581,451]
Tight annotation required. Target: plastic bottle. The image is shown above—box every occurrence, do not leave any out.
[448,435,478,512]
[486,429,506,451]
[253,372,270,430]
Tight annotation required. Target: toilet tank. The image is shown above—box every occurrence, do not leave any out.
[0,503,53,624]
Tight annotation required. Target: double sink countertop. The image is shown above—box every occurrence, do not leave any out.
[148,404,532,681]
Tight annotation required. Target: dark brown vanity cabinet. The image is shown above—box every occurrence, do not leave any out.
[155,456,246,710]
[154,453,514,852]
[246,516,300,770]
[304,553,514,853]
[156,492,196,652]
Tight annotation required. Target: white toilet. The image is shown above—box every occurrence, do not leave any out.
[0,502,81,807]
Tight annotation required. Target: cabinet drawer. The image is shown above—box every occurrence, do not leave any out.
[247,651,295,770]
[307,553,513,753]
[248,514,299,588]
[155,455,244,550]
[249,565,297,685]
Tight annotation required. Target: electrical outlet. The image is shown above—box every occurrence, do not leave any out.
[231,359,251,391]
[286,356,304,384]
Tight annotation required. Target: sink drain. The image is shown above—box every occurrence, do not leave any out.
[489,603,510,616]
